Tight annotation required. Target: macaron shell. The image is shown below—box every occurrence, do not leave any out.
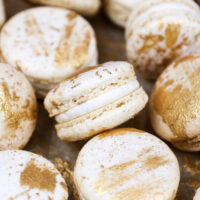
[0,150,68,199]
[74,128,180,200]
[104,0,141,27]
[0,0,5,28]
[1,7,98,95]
[27,0,101,16]
[0,64,37,150]
[56,87,148,141]
[44,62,136,117]
[150,56,200,150]
[194,188,200,200]
[126,1,200,79]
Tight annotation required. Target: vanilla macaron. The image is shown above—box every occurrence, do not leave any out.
[27,0,101,16]
[0,150,68,199]
[44,61,148,141]
[104,0,140,27]
[150,56,200,151]
[0,7,98,98]
[194,188,200,200]
[0,0,5,28]
[0,63,37,150]
[74,128,180,200]
[126,0,200,79]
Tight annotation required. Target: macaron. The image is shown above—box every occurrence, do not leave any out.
[27,0,101,16]
[0,0,5,28]
[0,63,37,150]
[150,55,200,151]
[126,0,200,79]
[44,61,148,141]
[0,150,68,199]
[103,0,140,27]
[0,7,98,98]
[194,188,200,200]
[73,128,180,200]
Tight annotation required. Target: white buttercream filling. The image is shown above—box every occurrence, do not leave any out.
[55,80,140,123]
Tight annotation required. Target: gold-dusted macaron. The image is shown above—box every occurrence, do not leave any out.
[126,0,200,79]
[150,55,200,151]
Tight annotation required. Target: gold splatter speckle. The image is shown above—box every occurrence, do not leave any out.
[165,22,182,48]
[20,160,57,192]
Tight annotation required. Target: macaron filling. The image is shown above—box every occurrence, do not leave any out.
[55,79,140,123]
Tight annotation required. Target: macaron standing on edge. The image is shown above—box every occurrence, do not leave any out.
[0,150,68,199]
[150,56,200,151]
[44,61,148,141]
[73,128,180,200]
[26,0,101,16]
[126,0,200,79]
[0,7,98,98]
[0,63,37,150]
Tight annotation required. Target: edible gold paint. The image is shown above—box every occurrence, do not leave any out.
[152,56,200,140]
[20,160,57,192]
[98,128,145,139]
[25,15,49,56]
[94,154,169,197]
[138,34,164,54]
[54,23,75,69]
[71,31,90,69]
[165,22,181,48]
[0,82,36,133]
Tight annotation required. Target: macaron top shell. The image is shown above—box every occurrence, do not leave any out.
[44,61,137,117]
[194,188,200,200]
[104,0,141,27]
[74,128,180,200]
[126,0,200,79]
[0,150,68,199]
[0,0,5,27]
[0,63,37,150]
[27,0,101,16]
[0,7,97,83]
[150,56,200,144]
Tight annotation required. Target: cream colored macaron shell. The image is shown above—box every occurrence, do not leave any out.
[74,128,180,200]
[44,61,148,141]
[104,0,141,27]
[27,0,101,16]
[194,188,200,200]
[150,56,200,151]
[126,0,200,79]
[0,7,98,98]
[0,150,68,199]
[0,63,37,150]
[0,0,5,27]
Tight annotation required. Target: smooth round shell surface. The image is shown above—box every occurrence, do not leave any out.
[126,0,200,79]
[0,150,68,199]
[104,0,140,27]
[0,63,37,150]
[0,7,98,97]
[150,56,200,151]
[44,62,148,141]
[74,128,180,200]
[27,0,101,16]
